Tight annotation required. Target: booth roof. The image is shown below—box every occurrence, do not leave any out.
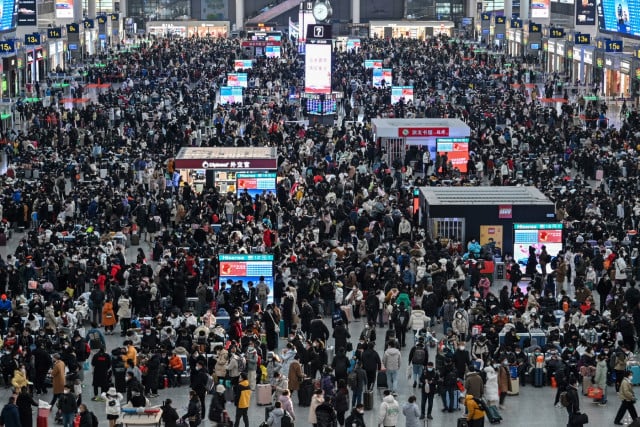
[175,146,278,160]
[420,186,554,206]
[371,118,471,138]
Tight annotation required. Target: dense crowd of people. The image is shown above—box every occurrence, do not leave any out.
[0,31,638,427]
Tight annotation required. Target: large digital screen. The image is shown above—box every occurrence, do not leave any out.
[265,45,281,58]
[55,0,73,18]
[0,0,17,32]
[513,223,563,273]
[373,68,392,87]
[17,0,36,26]
[306,98,337,115]
[576,0,596,25]
[304,42,331,94]
[236,172,277,198]
[364,59,383,69]
[436,139,469,173]
[233,59,253,70]
[220,86,243,104]
[227,73,248,88]
[219,254,274,304]
[346,38,361,51]
[531,0,550,17]
[598,0,640,37]
[391,86,413,104]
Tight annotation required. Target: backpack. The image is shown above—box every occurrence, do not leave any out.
[237,355,247,373]
[347,371,358,389]
[89,332,101,349]
[412,348,426,365]
[473,397,488,412]
[560,391,570,407]
[257,285,267,300]
[332,310,343,327]
[89,411,99,427]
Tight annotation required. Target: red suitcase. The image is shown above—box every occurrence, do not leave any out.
[37,415,48,427]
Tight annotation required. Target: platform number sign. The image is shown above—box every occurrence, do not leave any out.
[97,15,107,24]
[84,19,95,29]
[48,28,62,39]
[0,40,15,53]
[25,34,40,45]
[67,23,79,33]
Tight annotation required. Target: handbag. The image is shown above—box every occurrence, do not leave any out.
[586,386,603,400]
[570,412,589,425]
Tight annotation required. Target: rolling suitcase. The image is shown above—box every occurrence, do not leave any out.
[377,371,388,389]
[486,405,503,424]
[279,319,286,337]
[457,417,469,427]
[534,368,544,387]
[364,390,373,410]
[130,233,140,246]
[224,386,234,402]
[628,365,640,385]
[257,383,272,406]
[507,378,519,395]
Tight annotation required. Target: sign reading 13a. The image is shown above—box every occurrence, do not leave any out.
[25,34,40,45]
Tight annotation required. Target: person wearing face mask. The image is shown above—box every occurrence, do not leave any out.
[58,384,78,427]
[344,403,366,427]
[614,370,638,425]
[419,361,439,420]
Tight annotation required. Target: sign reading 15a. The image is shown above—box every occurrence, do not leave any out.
[25,34,40,45]
[0,40,15,53]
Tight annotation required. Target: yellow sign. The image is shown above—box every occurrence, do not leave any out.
[480,225,503,250]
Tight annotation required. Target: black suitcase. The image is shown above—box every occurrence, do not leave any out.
[457,418,469,427]
[364,390,373,410]
[298,379,313,407]
[534,368,544,387]
[130,233,140,246]
[377,371,388,389]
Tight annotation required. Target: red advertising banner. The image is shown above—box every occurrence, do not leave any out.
[498,205,513,219]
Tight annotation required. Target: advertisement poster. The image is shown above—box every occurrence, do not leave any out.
[17,0,36,26]
[513,223,563,269]
[531,0,550,17]
[200,0,228,20]
[480,225,504,250]
[233,59,252,70]
[364,59,383,69]
[436,140,469,173]
[0,0,17,32]
[219,254,274,303]
[391,86,414,104]
[576,0,596,24]
[236,172,277,198]
[346,38,361,51]
[306,97,337,115]
[55,0,73,18]
[304,43,331,94]
[265,45,281,58]
[227,73,247,87]
[598,0,640,36]
[220,86,243,104]
[372,68,392,87]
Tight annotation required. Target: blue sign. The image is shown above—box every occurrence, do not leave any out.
[597,0,638,36]
[68,43,78,50]
[98,34,106,39]
[605,39,623,52]
[0,39,14,53]
[0,0,17,32]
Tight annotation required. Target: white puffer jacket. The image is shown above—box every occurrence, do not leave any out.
[408,310,429,331]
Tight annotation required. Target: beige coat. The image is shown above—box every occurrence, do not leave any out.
[308,394,324,424]
[288,360,304,391]
[51,360,66,394]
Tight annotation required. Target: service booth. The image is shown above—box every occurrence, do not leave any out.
[417,186,558,259]
[174,147,278,195]
[371,118,471,168]
[368,21,454,39]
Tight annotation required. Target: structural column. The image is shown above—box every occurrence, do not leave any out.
[235,0,244,30]
[352,0,360,24]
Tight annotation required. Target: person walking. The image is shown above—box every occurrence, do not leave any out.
[565,376,582,427]
[50,353,66,407]
[58,384,78,427]
[402,395,421,427]
[464,393,486,427]
[161,399,180,427]
[233,372,251,427]
[91,347,112,400]
[309,389,324,427]
[1,396,21,427]
[184,390,202,427]
[344,404,366,427]
[15,387,37,427]
[378,389,400,427]
[615,370,638,425]
[383,341,401,395]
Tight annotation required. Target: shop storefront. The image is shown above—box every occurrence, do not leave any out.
[557,41,568,76]
[25,47,45,84]
[48,40,64,72]
[573,46,583,84]
[507,29,523,57]
[602,53,630,98]
[594,49,604,89]
[583,46,595,86]
[632,58,640,101]
[546,40,555,74]
[146,21,229,38]
[2,56,19,97]
[566,43,574,81]
[173,147,278,195]
[368,21,454,39]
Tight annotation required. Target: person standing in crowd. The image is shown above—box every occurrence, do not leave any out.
[101,387,123,427]
[383,341,402,395]
[183,390,202,427]
[378,389,400,427]
[58,384,78,427]
[465,393,486,427]
[49,353,66,407]
[614,370,638,425]
[345,403,366,427]
[309,389,324,427]
[15,387,37,427]
[419,361,439,420]
[161,399,180,427]
[403,395,421,427]
[233,372,251,427]
[190,360,208,419]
